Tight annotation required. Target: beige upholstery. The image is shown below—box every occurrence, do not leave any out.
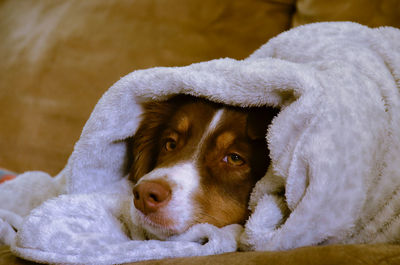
[0,0,293,174]
[293,0,400,27]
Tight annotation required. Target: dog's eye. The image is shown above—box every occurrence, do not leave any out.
[223,153,245,166]
[164,139,177,151]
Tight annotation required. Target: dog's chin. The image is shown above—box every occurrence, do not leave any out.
[135,210,190,240]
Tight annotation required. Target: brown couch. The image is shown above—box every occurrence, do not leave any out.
[1,0,400,264]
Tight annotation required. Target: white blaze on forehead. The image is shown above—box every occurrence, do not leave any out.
[206,109,224,136]
[193,108,225,159]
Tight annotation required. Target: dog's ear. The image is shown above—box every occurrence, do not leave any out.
[246,107,279,140]
[129,101,170,183]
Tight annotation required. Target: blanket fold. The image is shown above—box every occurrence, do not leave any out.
[1,22,400,264]
[11,190,243,264]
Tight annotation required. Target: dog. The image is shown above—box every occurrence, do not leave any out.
[129,95,278,239]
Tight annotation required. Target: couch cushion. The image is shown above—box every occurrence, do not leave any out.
[2,244,400,265]
[293,0,400,27]
[130,244,400,265]
[0,0,294,175]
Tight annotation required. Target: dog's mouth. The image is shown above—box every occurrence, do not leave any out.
[134,208,190,239]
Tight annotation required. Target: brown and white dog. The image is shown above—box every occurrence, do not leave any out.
[129,95,278,239]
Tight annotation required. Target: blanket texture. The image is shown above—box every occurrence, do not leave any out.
[1,22,400,264]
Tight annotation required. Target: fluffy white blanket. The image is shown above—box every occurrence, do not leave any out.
[1,22,400,264]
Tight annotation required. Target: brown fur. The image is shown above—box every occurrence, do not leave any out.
[130,95,278,228]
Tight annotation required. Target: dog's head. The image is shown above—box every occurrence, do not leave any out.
[129,95,278,239]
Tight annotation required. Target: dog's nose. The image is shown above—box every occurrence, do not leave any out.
[133,180,171,215]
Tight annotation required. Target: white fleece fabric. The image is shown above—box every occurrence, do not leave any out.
[0,22,400,264]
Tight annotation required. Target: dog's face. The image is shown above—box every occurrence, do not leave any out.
[130,95,277,239]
